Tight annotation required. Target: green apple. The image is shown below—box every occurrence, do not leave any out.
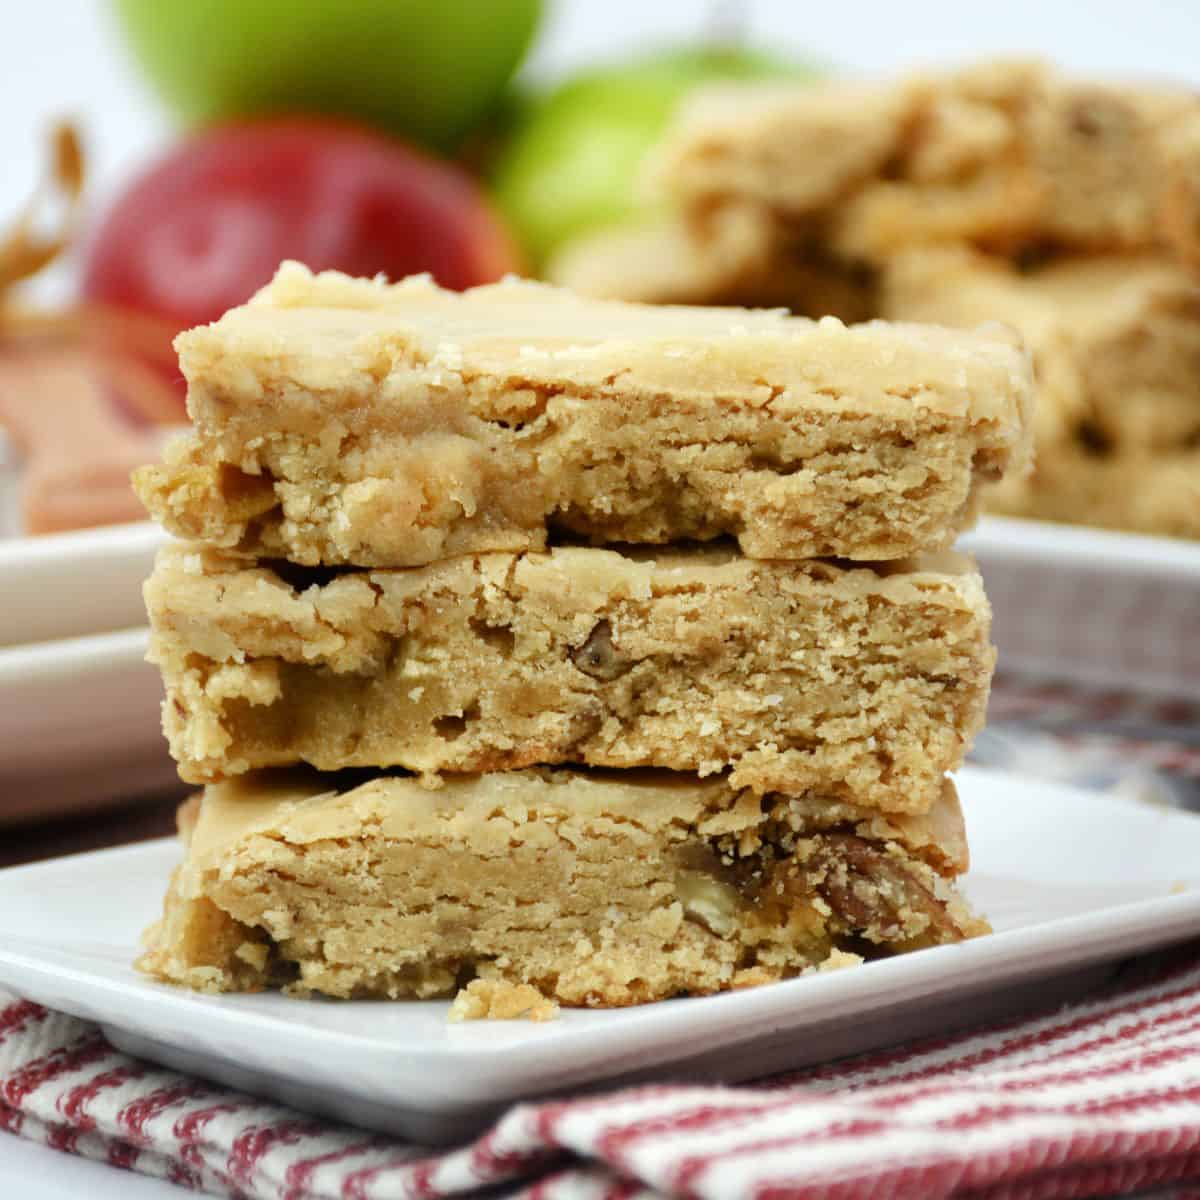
[492,46,820,268]
[112,0,543,151]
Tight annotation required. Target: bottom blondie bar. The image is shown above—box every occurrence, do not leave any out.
[139,767,987,1009]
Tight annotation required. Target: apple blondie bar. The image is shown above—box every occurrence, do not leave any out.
[883,248,1200,452]
[146,541,993,811]
[138,767,987,1006]
[652,58,1200,299]
[882,247,1200,538]
[133,262,1032,567]
[572,58,1198,541]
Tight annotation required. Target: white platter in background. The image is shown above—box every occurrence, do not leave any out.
[964,516,1200,700]
[0,766,1196,1146]
[0,628,176,826]
[0,522,166,648]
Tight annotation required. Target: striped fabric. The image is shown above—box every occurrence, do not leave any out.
[1,670,1198,1198]
[3,945,1200,1198]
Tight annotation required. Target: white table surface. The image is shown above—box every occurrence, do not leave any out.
[0,1132,181,1198]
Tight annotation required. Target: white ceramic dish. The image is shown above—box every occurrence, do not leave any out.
[0,628,176,825]
[0,522,166,648]
[0,522,176,821]
[963,516,1200,700]
[0,765,1195,1146]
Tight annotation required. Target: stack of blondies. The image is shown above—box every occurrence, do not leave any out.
[554,59,1200,540]
[134,261,1031,1015]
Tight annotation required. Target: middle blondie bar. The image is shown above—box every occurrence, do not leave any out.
[147,541,993,811]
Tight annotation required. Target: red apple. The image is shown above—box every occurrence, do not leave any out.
[81,117,520,420]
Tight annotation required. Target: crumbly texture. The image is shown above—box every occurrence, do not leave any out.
[882,247,1200,538]
[448,980,560,1022]
[133,262,1033,568]
[652,59,1200,296]
[146,542,994,811]
[137,768,987,1007]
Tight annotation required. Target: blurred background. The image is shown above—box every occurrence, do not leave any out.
[1,0,1198,854]
[7,1,1200,304]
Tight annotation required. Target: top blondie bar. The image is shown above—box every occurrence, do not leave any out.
[642,59,1200,303]
[135,262,1032,567]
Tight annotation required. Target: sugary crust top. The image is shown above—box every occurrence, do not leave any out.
[175,262,1033,427]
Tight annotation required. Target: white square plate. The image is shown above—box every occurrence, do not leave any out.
[0,765,1196,1145]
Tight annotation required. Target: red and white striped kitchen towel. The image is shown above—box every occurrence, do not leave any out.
[3,940,1200,1199]
[2,671,1199,1199]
